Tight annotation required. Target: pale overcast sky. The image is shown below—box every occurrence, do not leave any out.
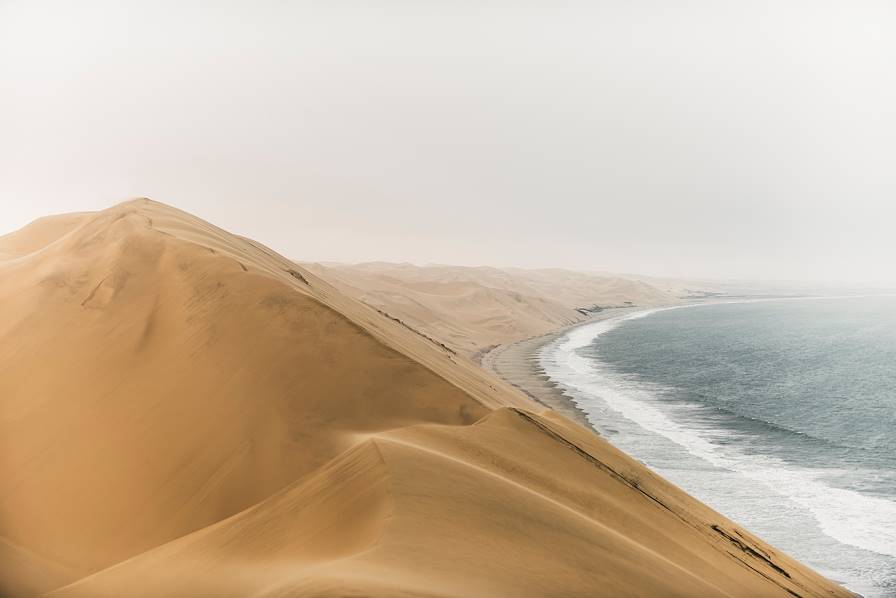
[1,1,894,283]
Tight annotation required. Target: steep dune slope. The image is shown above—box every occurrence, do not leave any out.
[1,200,850,597]
[305,262,676,356]
[51,409,846,598]
[0,200,501,593]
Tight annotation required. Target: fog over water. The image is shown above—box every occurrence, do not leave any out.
[1,1,894,284]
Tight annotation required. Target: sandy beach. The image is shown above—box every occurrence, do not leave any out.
[479,307,648,430]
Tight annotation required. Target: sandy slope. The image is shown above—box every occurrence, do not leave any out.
[0,200,850,597]
[305,262,676,357]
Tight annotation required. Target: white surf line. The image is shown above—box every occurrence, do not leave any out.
[539,301,896,559]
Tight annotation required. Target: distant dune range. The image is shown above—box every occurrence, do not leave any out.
[304,262,677,358]
[0,199,850,597]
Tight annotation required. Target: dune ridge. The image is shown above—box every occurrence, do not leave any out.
[0,199,851,597]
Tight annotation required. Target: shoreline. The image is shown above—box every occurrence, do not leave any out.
[480,305,650,431]
[480,294,833,432]
[479,297,749,432]
[486,296,893,598]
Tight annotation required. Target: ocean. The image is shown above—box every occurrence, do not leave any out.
[540,296,896,598]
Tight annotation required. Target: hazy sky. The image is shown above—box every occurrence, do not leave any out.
[1,1,894,283]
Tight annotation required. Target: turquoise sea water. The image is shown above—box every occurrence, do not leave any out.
[541,297,896,597]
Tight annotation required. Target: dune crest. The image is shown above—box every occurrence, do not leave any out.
[1,200,850,597]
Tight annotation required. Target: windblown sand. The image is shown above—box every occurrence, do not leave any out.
[0,200,852,597]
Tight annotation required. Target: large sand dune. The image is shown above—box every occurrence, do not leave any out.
[0,200,850,597]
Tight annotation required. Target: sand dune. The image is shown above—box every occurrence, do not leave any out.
[305,262,677,357]
[0,200,850,597]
